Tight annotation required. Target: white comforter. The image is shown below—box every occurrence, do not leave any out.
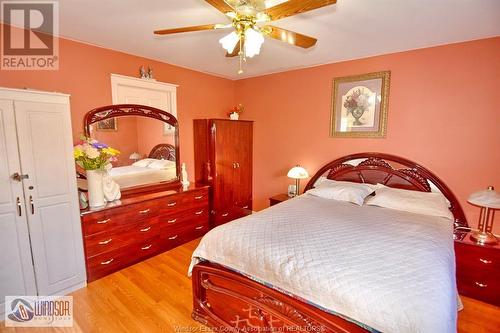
[108,165,176,188]
[190,194,457,333]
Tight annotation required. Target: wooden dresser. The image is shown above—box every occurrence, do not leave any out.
[454,230,499,306]
[193,119,253,227]
[80,185,209,281]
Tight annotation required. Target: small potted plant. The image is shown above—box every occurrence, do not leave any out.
[74,137,120,208]
[228,104,244,120]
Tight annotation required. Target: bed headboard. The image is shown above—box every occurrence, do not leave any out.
[304,152,467,228]
[148,144,176,161]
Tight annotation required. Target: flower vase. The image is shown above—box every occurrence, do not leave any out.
[87,170,105,208]
[229,112,239,120]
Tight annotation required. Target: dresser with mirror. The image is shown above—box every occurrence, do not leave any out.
[79,104,209,281]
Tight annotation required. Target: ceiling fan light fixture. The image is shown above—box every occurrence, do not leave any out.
[219,31,240,53]
[244,28,264,58]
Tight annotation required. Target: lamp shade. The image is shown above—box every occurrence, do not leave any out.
[129,152,141,160]
[287,166,309,179]
[468,186,500,209]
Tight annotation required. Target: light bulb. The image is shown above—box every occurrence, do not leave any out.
[244,28,264,58]
[219,31,239,53]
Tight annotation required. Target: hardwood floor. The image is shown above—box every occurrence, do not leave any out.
[1,239,499,333]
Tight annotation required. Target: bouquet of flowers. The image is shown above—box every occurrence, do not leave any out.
[73,137,120,171]
[343,88,370,125]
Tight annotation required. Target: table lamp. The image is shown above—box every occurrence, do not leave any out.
[287,166,309,197]
[468,186,500,245]
[129,152,141,162]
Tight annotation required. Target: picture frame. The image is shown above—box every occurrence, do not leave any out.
[330,71,390,138]
[96,118,117,131]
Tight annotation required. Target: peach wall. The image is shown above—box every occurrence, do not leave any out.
[0,25,235,180]
[235,37,500,233]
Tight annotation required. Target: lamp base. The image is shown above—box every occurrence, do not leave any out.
[470,231,498,245]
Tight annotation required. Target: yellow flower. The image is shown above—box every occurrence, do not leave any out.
[102,147,120,156]
[73,148,83,159]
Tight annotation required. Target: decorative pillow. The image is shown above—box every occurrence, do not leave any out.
[132,158,156,168]
[148,159,175,170]
[306,180,376,206]
[365,186,454,220]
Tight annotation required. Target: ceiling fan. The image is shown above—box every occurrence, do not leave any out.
[154,0,337,74]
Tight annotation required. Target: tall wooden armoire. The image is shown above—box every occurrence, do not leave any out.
[193,119,253,227]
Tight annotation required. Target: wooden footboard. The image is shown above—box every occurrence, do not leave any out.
[191,262,368,333]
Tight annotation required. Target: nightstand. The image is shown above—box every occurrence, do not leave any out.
[454,230,500,306]
[269,194,291,206]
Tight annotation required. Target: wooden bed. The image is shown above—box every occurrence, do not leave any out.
[148,143,176,161]
[191,152,468,333]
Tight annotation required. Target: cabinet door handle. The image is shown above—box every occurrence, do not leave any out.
[139,209,150,214]
[98,238,112,245]
[100,259,114,265]
[167,202,177,207]
[29,195,34,214]
[195,226,205,230]
[167,218,177,224]
[168,235,178,240]
[16,197,22,217]
[475,281,488,288]
[232,162,237,169]
[221,212,229,217]
[140,226,151,232]
[195,210,204,215]
[194,195,204,200]
[141,244,152,250]
[479,258,492,264]
[236,162,240,168]
[97,218,110,224]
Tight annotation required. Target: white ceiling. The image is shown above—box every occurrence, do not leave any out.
[57,0,500,79]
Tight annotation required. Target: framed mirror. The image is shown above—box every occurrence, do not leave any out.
[82,104,180,196]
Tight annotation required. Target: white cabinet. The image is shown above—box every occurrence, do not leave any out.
[0,88,86,316]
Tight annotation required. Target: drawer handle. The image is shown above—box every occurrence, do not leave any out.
[167,218,177,224]
[141,244,152,250]
[243,205,249,209]
[475,281,488,288]
[100,259,114,265]
[139,209,150,214]
[195,195,204,200]
[195,226,205,230]
[221,212,229,217]
[98,238,112,245]
[479,258,492,264]
[168,235,178,240]
[195,210,204,215]
[140,226,151,232]
[97,218,110,224]
[167,202,177,207]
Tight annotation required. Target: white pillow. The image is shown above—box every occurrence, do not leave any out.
[306,180,376,206]
[148,159,175,170]
[365,186,454,220]
[132,158,156,167]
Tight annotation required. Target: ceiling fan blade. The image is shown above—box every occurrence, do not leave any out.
[154,24,225,35]
[263,26,317,48]
[204,0,234,14]
[226,40,242,57]
[266,0,337,21]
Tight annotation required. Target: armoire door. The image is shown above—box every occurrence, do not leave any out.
[232,121,253,216]
[0,100,37,315]
[14,100,86,295]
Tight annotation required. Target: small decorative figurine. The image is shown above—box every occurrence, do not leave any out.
[102,173,121,202]
[181,162,190,189]
[140,66,147,79]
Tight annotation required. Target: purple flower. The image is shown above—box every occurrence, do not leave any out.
[92,142,108,149]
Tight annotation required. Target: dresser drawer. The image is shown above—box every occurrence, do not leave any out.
[86,236,160,282]
[160,218,209,251]
[456,270,500,306]
[160,188,209,214]
[82,200,160,235]
[455,243,499,271]
[158,206,209,228]
[84,219,159,258]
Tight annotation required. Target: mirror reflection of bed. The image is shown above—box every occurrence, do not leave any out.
[87,112,179,190]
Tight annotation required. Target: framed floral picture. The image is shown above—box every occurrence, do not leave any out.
[96,118,117,131]
[330,71,390,138]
